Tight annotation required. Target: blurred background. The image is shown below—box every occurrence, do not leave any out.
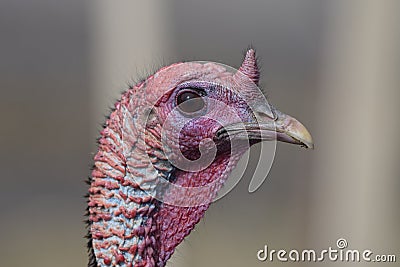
[0,0,399,266]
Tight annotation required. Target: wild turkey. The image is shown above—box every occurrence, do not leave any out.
[87,49,313,267]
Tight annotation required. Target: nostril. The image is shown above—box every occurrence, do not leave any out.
[255,111,275,121]
[251,102,275,120]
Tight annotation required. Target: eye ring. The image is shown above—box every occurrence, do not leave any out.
[175,88,207,115]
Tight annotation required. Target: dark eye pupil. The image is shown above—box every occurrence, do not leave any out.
[177,90,205,113]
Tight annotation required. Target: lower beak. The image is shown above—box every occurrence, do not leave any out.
[217,108,314,149]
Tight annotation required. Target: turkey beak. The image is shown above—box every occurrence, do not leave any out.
[217,106,314,149]
[267,109,314,149]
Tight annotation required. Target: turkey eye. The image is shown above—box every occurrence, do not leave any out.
[176,90,206,114]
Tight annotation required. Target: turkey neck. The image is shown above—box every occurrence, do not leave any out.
[89,111,241,267]
[90,130,241,267]
[88,81,168,266]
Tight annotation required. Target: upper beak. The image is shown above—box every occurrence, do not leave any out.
[216,107,314,149]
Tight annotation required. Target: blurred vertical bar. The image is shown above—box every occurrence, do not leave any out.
[309,0,400,263]
[88,0,173,138]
